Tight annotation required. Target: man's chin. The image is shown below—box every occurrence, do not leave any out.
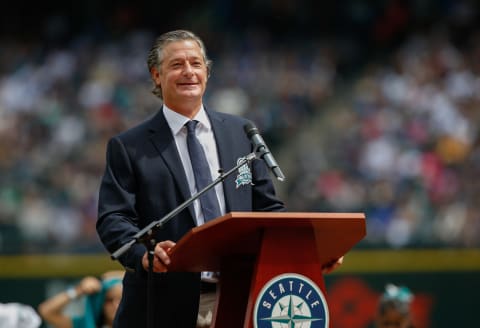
[177,90,202,98]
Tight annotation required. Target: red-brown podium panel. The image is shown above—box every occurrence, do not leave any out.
[168,211,366,328]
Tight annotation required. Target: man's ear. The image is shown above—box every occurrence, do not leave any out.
[151,66,161,84]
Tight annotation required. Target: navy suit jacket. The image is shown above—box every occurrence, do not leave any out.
[97,107,285,327]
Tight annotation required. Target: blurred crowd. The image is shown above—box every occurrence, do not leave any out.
[0,29,336,253]
[285,26,480,248]
[0,1,479,253]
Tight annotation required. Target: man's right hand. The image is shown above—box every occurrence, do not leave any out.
[142,240,176,272]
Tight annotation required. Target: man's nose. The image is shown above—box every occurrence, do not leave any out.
[183,62,194,75]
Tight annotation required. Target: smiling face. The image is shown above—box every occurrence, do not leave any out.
[151,39,208,118]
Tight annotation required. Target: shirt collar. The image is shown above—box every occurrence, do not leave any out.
[163,104,211,135]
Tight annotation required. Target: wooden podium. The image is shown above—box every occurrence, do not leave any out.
[168,212,366,328]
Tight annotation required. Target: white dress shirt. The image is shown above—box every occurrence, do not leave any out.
[163,105,226,226]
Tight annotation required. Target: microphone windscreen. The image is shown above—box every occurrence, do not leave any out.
[243,121,258,138]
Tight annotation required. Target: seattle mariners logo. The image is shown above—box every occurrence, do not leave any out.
[253,273,329,328]
[235,156,253,188]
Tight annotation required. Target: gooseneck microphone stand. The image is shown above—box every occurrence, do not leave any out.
[110,152,257,328]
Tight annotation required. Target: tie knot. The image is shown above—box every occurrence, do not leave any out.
[185,120,199,135]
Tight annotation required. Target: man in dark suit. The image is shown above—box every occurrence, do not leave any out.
[96,30,286,327]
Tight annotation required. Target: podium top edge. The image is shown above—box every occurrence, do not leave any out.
[224,211,366,220]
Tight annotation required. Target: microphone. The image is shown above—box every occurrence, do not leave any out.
[243,122,286,181]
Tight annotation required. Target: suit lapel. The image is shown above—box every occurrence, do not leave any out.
[208,111,238,213]
[147,110,196,221]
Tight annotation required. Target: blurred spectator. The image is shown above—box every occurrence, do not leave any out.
[0,302,41,328]
[37,271,123,328]
[374,284,415,328]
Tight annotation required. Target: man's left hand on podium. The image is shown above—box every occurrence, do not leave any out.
[321,256,344,274]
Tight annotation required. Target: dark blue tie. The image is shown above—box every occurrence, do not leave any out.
[185,120,222,223]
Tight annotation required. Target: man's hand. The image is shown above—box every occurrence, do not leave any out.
[77,276,102,295]
[321,256,344,274]
[142,240,176,272]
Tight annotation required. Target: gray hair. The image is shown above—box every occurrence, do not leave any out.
[147,30,212,99]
